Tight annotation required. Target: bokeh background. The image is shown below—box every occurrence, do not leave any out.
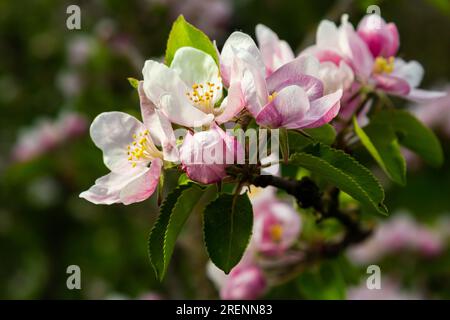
[0,0,449,299]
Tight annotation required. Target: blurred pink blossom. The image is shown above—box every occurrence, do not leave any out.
[348,277,423,300]
[251,188,301,255]
[348,213,444,264]
[12,111,87,163]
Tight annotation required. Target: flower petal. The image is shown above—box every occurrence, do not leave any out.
[297,89,343,128]
[170,47,221,89]
[407,88,447,103]
[234,49,269,117]
[255,24,294,75]
[392,59,424,89]
[142,60,213,127]
[220,31,265,87]
[79,167,148,205]
[90,112,146,172]
[267,56,324,100]
[373,74,411,96]
[338,15,374,80]
[138,82,179,162]
[256,85,310,129]
[120,158,163,205]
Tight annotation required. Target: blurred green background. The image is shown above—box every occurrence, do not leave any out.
[0,0,449,299]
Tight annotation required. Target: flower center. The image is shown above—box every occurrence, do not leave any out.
[268,91,278,103]
[269,223,283,242]
[373,56,395,74]
[127,130,162,168]
[186,80,222,113]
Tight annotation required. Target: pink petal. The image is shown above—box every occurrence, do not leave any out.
[267,56,324,100]
[296,89,343,128]
[373,74,411,96]
[256,85,310,129]
[120,158,163,205]
[407,88,447,103]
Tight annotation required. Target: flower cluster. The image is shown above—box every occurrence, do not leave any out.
[79,13,447,300]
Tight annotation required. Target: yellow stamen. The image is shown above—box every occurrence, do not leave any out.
[373,56,395,74]
[270,224,283,242]
[268,92,278,102]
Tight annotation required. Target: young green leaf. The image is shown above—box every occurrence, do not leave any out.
[127,77,140,89]
[374,110,444,167]
[204,193,253,274]
[149,184,217,280]
[165,15,219,66]
[353,117,406,185]
[290,144,388,215]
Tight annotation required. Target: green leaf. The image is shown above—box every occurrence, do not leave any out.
[127,77,139,89]
[304,124,337,145]
[165,15,219,67]
[204,193,253,273]
[374,110,443,167]
[353,117,406,185]
[290,144,388,215]
[149,184,217,280]
[288,124,336,153]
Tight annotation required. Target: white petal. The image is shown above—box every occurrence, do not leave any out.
[142,60,213,127]
[170,47,220,87]
[79,167,149,205]
[220,31,265,87]
[142,59,188,105]
[160,94,214,127]
[317,20,339,48]
[138,82,179,162]
[392,59,424,88]
[90,112,146,172]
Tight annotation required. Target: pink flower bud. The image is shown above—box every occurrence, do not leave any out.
[357,15,400,58]
[180,124,242,184]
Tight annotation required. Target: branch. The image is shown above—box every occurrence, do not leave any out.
[226,166,372,262]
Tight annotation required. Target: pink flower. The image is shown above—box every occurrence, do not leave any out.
[80,84,177,205]
[357,14,399,59]
[255,24,295,76]
[305,15,445,103]
[251,189,301,255]
[220,263,267,300]
[57,111,88,139]
[348,213,444,264]
[179,123,241,184]
[220,32,342,129]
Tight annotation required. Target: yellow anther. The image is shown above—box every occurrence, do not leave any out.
[270,224,283,242]
[268,92,278,102]
[192,83,199,89]
[373,56,395,74]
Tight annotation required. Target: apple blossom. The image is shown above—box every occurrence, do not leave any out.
[80,84,178,205]
[304,14,445,103]
[142,45,247,128]
[221,32,343,129]
[251,188,301,255]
